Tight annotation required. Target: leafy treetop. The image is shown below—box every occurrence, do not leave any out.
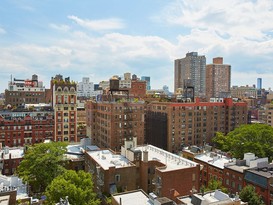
[16,142,68,193]
[45,170,100,205]
[212,124,273,160]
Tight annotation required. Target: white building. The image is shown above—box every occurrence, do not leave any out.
[77,77,100,98]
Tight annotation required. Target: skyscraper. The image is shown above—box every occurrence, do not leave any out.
[257,78,262,90]
[206,57,231,99]
[141,76,151,90]
[174,52,206,97]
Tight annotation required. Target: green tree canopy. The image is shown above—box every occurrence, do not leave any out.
[200,179,228,194]
[239,185,265,205]
[16,142,68,193]
[45,170,100,205]
[212,124,273,160]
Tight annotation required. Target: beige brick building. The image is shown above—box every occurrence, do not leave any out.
[51,75,77,142]
[206,57,231,99]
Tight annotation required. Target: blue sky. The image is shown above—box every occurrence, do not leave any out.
[1,0,273,92]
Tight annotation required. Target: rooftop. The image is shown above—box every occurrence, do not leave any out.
[0,147,24,160]
[178,190,244,205]
[66,144,100,161]
[0,175,28,200]
[224,164,249,173]
[194,152,232,169]
[87,150,133,170]
[246,165,273,178]
[134,145,199,172]
[112,190,153,205]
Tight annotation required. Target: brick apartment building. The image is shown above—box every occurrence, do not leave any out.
[85,149,138,196]
[121,139,201,202]
[206,57,231,100]
[223,153,268,195]
[5,74,48,107]
[130,80,146,99]
[145,98,247,153]
[0,109,54,147]
[86,100,145,151]
[194,151,232,188]
[0,147,24,176]
[85,139,200,203]
[244,163,273,205]
[77,104,87,141]
[51,74,77,142]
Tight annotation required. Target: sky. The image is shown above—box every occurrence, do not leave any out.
[1,0,273,92]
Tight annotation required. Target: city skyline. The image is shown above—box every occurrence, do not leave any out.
[1,0,273,92]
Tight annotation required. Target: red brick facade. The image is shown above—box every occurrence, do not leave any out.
[0,112,54,147]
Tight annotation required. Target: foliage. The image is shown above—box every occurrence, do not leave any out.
[201,179,228,193]
[239,185,265,205]
[16,142,68,193]
[212,124,273,160]
[45,170,100,205]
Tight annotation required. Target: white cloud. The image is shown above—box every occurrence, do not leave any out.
[67,15,125,31]
[161,0,273,41]
[49,24,70,32]
[0,31,176,90]
[0,27,6,34]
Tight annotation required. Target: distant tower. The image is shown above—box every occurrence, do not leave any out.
[206,57,231,99]
[174,52,206,97]
[257,78,262,90]
[141,76,151,90]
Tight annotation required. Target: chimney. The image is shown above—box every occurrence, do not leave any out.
[143,150,148,163]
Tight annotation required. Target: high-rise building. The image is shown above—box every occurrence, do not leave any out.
[257,78,262,90]
[77,77,95,98]
[174,52,206,97]
[51,74,77,142]
[206,57,231,99]
[145,98,247,153]
[86,100,145,151]
[141,76,151,90]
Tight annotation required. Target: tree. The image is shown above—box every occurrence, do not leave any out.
[16,142,68,193]
[212,124,273,160]
[239,185,265,205]
[201,179,228,193]
[45,170,100,205]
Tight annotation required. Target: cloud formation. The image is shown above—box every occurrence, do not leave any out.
[67,16,125,31]
[49,24,70,32]
[0,27,6,34]
[162,0,273,41]
[1,1,273,92]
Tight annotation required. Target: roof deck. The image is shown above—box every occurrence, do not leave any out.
[134,145,199,171]
[87,150,133,170]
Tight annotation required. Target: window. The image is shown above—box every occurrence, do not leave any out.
[115,174,120,182]
[226,179,229,185]
[238,184,242,191]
